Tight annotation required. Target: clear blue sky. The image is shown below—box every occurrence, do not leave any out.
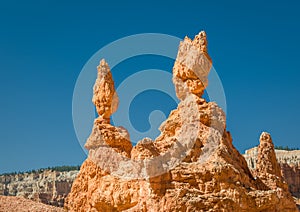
[0,0,299,173]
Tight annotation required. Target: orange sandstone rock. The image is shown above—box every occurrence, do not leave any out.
[65,32,298,212]
[244,138,300,209]
[92,59,119,121]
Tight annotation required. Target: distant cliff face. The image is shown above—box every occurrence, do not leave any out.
[244,147,300,202]
[0,170,78,207]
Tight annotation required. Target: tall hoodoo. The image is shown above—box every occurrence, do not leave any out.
[256,132,282,178]
[243,136,300,207]
[65,32,298,212]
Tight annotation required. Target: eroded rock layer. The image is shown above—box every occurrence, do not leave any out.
[65,31,298,211]
[0,169,78,207]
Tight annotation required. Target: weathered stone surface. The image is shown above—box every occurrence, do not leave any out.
[65,31,298,211]
[85,117,132,158]
[93,59,119,121]
[172,31,212,100]
[255,132,284,190]
[244,142,300,209]
[0,169,78,207]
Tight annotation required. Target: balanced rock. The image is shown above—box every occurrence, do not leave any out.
[92,59,119,121]
[173,31,212,100]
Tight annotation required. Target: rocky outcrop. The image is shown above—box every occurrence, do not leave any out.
[244,144,300,205]
[65,31,298,211]
[0,169,78,207]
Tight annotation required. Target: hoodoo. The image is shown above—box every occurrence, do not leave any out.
[65,32,298,211]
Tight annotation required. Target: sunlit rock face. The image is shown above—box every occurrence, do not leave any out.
[244,142,300,209]
[65,32,298,212]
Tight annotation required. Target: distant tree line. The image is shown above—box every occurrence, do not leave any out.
[0,165,80,176]
[274,145,299,151]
